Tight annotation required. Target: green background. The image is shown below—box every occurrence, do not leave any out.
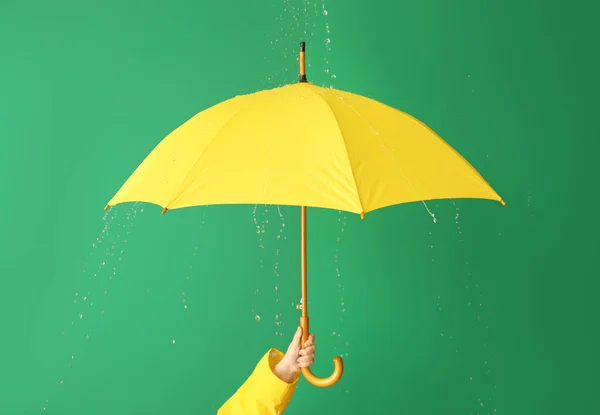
[1,0,597,413]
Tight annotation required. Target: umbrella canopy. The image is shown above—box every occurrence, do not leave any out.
[105,42,504,388]
[107,66,503,217]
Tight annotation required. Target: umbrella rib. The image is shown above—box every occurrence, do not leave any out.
[312,88,365,215]
[328,91,425,197]
[166,102,247,209]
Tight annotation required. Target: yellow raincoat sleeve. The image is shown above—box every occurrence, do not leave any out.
[217,348,299,415]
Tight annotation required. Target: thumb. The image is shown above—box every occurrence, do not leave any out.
[287,326,303,352]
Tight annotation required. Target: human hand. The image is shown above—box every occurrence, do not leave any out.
[273,326,316,383]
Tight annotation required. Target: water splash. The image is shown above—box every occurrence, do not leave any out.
[450,200,496,412]
[276,205,286,240]
[251,205,268,322]
[272,206,288,336]
[45,204,143,413]
[331,211,350,369]
[83,204,139,319]
[181,207,208,310]
[272,206,285,311]
[251,203,289,335]
[322,0,337,85]
[266,0,317,88]
[273,248,280,305]
[452,201,462,242]
[335,211,347,316]
[422,201,438,224]
[332,212,351,394]
[274,312,284,337]
[527,192,534,217]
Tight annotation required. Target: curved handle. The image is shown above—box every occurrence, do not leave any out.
[301,356,344,388]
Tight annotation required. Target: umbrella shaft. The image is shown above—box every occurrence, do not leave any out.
[300,206,310,345]
[301,206,308,319]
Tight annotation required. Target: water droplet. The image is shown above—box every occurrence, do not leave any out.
[255,315,261,322]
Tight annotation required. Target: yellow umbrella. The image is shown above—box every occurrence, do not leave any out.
[105,42,504,388]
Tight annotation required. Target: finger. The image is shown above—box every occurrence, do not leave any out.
[297,356,315,368]
[297,355,314,364]
[303,334,315,348]
[299,345,316,356]
[298,348,311,357]
[289,326,303,348]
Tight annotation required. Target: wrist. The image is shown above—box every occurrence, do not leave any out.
[274,361,298,384]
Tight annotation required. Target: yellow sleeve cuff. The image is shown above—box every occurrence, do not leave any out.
[217,349,299,415]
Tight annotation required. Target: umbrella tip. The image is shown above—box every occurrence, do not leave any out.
[161,207,168,215]
[360,212,365,220]
[500,199,506,206]
[104,205,110,211]
[299,41,307,83]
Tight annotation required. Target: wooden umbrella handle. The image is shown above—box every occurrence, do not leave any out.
[300,206,344,388]
[301,358,344,388]
[299,316,344,387]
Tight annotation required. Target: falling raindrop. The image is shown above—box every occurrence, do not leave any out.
[422,201,437,223]
[54,204,145,402]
